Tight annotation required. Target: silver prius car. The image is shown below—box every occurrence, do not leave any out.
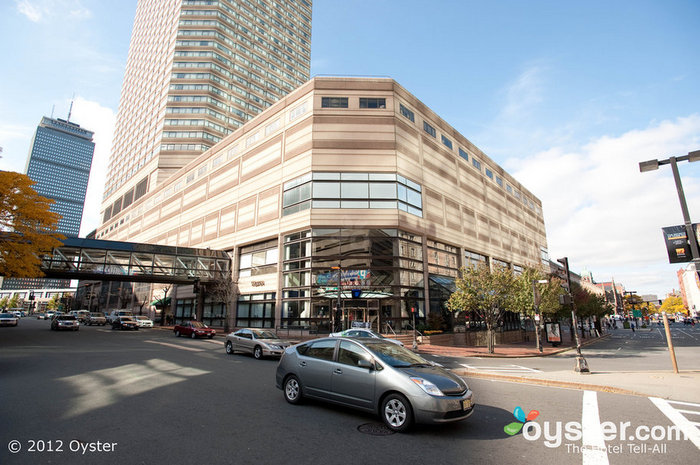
[226,328,295,359]
[276,337,474,432]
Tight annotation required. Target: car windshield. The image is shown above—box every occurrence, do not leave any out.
[253,330,278,339]
[0,314,15,318]
[366,342,431,368]
[59,316,76,320]
[191,322,207,328]
[91,313,104,317]
[136,316,148,320]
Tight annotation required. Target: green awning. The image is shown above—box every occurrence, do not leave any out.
[150,297,171,306]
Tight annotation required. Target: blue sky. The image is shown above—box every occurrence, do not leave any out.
[1,0,699,298]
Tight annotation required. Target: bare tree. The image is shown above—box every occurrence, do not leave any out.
[208,270,237,333]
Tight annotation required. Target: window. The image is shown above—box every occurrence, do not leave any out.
[298,339,336,361]
[321,97,348,108]
[423,121,436,138]
[338,340,371,367]
[458,148,469,162]
[485,168,493,179]
[399,104,414,122]
[496,176,503,187]
[441,135,453,150]
[359,98,386,109]
[472,158,481,170]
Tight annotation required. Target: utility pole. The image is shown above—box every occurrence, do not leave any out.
[557,257,590,373]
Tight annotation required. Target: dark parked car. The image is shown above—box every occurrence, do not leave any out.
[112,316,139,330]
[276,337,474,432]
[51,315,79,331]
[174,321,216,339]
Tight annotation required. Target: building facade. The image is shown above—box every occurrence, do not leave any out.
[97,77,549,331]
[100,0,312,228]
[2,116,95,291]
[677,264,700,318]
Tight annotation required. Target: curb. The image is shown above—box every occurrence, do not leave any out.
[417,333,611,358]
[452,369,649,398]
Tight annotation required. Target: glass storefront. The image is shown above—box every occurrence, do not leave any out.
[280,228,424,332]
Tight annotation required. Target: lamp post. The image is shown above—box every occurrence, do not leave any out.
[532,279,549,352]
[639,150,700,281]
[331,265,342,332]
[557,257,590,373]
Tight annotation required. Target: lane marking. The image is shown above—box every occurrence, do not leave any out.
[649,397,700,450]
[667,400,700,408]
[581,390,609,465]
[144,340,205,352]
[678,329,698,340]
[459,363,542,373]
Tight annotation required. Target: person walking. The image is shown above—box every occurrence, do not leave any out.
[631,321,635,333]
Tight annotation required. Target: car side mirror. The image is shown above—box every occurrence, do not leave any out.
[357,359,373,370]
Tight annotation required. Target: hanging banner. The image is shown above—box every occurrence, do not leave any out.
[661,224,699,264]
[316,269,371,286]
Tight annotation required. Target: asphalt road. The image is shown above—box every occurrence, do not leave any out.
[1,318,698,465]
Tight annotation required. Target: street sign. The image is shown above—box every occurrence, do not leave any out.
[633,309,642,318]
[662,224,699,263]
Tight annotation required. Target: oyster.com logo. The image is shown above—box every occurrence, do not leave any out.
[504,406,540,435]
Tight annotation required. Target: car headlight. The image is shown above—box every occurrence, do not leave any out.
[410,377,443,396]
[267,344,281,350]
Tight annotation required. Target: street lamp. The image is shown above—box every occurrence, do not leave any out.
[639,150,700,281]
[532,279,549,353]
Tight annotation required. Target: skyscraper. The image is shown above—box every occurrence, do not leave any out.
[1,115,94,290]
[100,0,312,231]
[25,117,95,237]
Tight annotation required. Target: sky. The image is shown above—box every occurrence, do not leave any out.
[0,0,699,298]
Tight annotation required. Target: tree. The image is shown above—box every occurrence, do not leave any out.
[447,264,516,354]
[0,171,64,277]
[0,296,8,310]
[209,269,237,333]
[659,295,687,315]
[509,267,564,319]
[46,294,61,311]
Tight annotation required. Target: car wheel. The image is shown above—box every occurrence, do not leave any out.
[283,375,303,404]
[208,334,214,339]
[225,341,234,354]
[253,345,263,360]
[381,393,413,433]
[191,332,196,339]
[175,330,180,337]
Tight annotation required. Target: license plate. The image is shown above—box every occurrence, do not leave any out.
[462,399,472,410]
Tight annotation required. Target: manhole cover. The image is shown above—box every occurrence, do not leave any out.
[357,422,395,436]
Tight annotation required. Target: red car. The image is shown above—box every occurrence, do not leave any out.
[174,321,216,339]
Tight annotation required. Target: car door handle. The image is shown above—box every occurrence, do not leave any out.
[333,368,342,375]
[299,361,307,367]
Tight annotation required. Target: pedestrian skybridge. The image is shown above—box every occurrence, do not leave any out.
[40,237,231,284]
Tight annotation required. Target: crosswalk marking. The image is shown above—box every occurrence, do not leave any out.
[582,390,609,465]
[144,340,205,352]
[649,397,700,450]
[459,363,542,373]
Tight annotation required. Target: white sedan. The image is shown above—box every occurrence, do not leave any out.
[330,328,404,347]
[134,315,154,328]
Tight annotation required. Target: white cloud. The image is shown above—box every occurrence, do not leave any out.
[15,0,91,23]
[507,115,700,297]
[68,97,115,237]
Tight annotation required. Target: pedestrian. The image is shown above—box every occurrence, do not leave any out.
[631,321,635,333]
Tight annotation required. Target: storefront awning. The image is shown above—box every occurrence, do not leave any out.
[150,297,171,307]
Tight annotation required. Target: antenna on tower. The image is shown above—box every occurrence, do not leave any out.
[67,93,75,121]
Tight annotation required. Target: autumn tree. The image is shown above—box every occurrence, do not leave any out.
[0,171,64,277]
[46,294,61,311]
[659,295,687,315]
[447,264,516,353]
[509,267,564,319]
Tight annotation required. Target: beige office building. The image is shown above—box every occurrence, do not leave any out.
[101,0,312,224]
[96,77,549,331]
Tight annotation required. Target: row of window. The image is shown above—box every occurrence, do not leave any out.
[398,102,541,214]
[321,97,387,109]
[282,172,423,218]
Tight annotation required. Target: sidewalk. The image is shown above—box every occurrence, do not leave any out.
[416,326,605,358]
